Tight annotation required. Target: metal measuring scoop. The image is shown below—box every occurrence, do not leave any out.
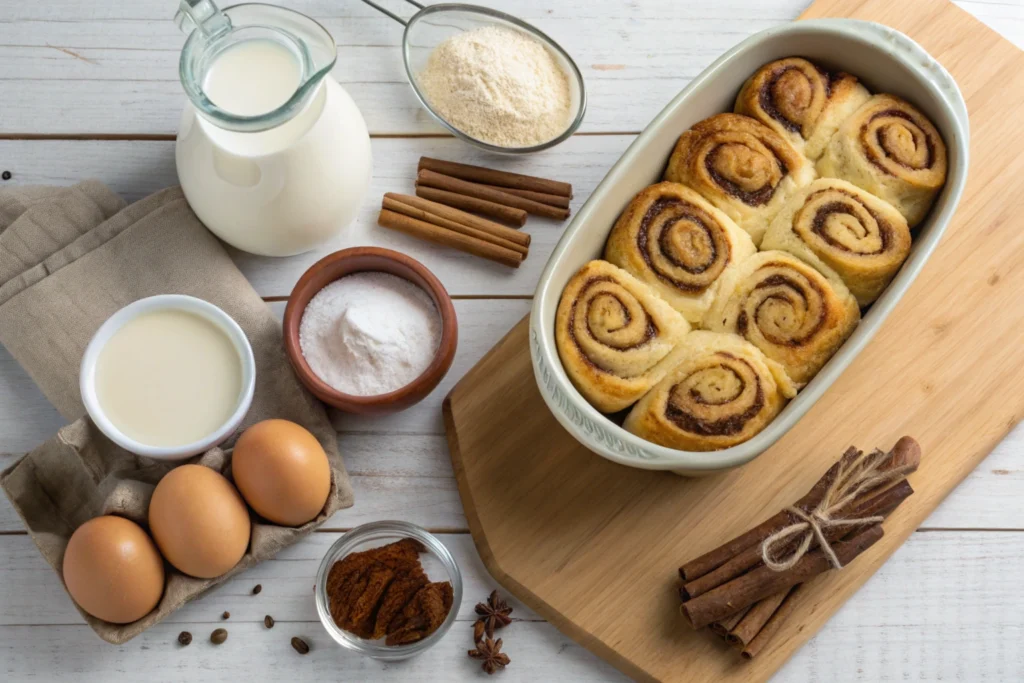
[360,0,587,153]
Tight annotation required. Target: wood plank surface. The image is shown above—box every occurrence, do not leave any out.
[1,0,1023,681]
[0,138,626,297]
[444,1,1024,680]
[0,1,1008,135]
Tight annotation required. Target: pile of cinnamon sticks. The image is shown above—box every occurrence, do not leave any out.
[377,157,573,268]
[678,436,921,659]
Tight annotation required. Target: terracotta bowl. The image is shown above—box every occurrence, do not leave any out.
[283,247,458,414]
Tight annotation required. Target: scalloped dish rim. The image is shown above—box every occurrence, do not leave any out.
[529,18,971,475]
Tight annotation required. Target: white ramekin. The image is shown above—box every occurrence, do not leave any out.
[529,19,970,476]
[79,294,256,460]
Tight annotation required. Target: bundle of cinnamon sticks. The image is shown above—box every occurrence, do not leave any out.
[678,436,921,659]
[376,157,573,268]
[416,157,572,224]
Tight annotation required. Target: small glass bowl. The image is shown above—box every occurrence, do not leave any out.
[314,521,463,660]
[401,4,587,154]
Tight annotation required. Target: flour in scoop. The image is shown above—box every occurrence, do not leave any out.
[418,25,572,148]
[298,273,441,396]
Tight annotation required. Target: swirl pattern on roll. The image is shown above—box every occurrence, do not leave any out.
[604,182,757,324]
[703,251,859,385]
[555,260,691,413]
[817,94,947,227]
[762,178,912,306]
[734,57,871,160]
[664,113,816,246]
[624,331,796,451]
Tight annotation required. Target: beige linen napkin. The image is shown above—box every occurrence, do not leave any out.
[0,181,355,643]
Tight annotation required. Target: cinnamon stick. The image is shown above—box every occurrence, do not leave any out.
[708,606,750,638]
[680,524,884,630]
[726,589,790,647]
[415,185,527,226]
[419,156,573,198]
[679,436,920,583]
[741,585,803,659]
[477,184,572,209]
[679,448,858,583]
[382,195,528,255]
[418,169,571,221]
[384,193,530,246]
[680,478,915,601]
[377,209,523,269]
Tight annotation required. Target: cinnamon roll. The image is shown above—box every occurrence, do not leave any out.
[603,182,757,324]
[702,251,859,385]
[664,114,816,246]
[555,260,691,413]
[761,178,912,307]
[816,94,947,227]
[623,331,797,452]
[735,57,871,161]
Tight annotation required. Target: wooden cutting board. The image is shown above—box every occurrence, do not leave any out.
[443,1,1024,680]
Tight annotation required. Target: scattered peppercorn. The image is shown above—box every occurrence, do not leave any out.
[291,636,310,655]
[264,615,275,629]
[177,631,192,647]
[222,611,230,620]
[252,584,262,595]
[210,628,228,645]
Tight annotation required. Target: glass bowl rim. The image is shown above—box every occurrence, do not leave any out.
[400,3,588,154]
[313,520,464,659]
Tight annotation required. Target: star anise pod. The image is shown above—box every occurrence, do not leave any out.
[468,637,511,675]
[474,589,513,638]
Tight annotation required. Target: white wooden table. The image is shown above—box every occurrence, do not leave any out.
[2,1,1023,680]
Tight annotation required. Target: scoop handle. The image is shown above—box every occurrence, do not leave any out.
[359,0,425,26]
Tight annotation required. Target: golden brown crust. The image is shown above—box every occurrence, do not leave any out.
[702,251,860,385]
[734,57,870,160]
[624,331,795,451]
[555,260,691,413]
[816,94,947,227]
[664,114,816,245]
[604,182,757,323]
[762,178,912,306]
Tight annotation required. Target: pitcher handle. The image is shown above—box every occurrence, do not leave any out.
[175,0,232,37]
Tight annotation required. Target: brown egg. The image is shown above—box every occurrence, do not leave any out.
[62,515,165,624]
[149,464,251,579]
[232,419,332,527]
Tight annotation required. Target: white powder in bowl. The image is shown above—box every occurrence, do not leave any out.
[298,272,441,396]
[418,25,573,148]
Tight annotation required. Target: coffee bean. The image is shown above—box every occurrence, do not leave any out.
[264,615,275,629]
[252,584,262,595]
[222,611,230,620]
[291,636,310,655]
[210,628,228,645]
[177,631,192,647]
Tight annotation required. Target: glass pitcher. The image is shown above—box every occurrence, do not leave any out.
[174,0,372,257]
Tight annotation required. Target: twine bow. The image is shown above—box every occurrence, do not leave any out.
[760,448,915,572]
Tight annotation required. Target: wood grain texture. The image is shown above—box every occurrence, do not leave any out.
[2,0,1024,681]
[0,137,628,297]
[0,1,1009,136]
[1,531,1021,681]
[444,2,1024,680]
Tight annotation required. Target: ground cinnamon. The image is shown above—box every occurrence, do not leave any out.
[325,539,453,645]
